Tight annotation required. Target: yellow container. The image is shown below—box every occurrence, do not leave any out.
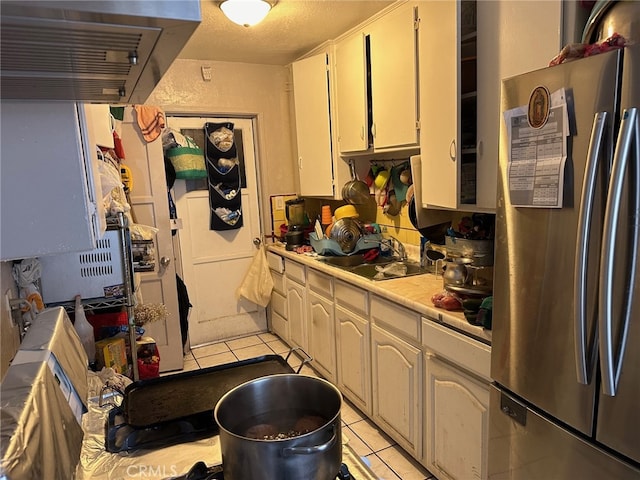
[334,204,359,220]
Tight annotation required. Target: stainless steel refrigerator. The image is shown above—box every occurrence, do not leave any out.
[489,45,640,478]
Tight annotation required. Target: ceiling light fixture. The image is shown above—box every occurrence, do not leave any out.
[220,0,274,28]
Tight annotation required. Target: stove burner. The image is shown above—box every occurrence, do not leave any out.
[106,408,219,453]
[171,461,356,480]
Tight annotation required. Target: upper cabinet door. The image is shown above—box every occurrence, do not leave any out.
[419,0,461,209]
[292,52,335,197]
[335,32,369,153]
[474,0,564,211]
[369,2,419,150]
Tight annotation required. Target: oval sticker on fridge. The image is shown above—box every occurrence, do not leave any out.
[527,86,551,129]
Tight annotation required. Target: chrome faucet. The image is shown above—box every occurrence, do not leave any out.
[364,236,407,262]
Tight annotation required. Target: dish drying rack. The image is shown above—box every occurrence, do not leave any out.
[309,232,383,256]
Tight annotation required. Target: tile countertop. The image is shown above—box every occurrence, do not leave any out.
[267,243,492,345]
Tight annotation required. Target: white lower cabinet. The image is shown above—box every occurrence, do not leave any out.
[335,280,371,415]
[307,290,335,382]
[285,259,307,351]
[268,251,493,474]
[424,354,490,480]
[270,289,289,343]
[371,324,422,458]
[286,279,307,351]
[268,254,290,343]
[422,318,491,480]
[307,269,336,382]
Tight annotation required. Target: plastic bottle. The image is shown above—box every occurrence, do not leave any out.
[74,295,96,367]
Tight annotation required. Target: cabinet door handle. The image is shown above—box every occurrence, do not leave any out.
[449,139,457,161]
[476,139,483,157]
[360,125,365,140]
[371,123,377,139]
[298,157,303,170]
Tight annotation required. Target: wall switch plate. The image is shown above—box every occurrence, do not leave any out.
[275,196,284,211]
[201,66,212,81]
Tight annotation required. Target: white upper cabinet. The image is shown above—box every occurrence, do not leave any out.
[335,31,369,153]
[474,0,564,211]
[292,51,335,197]
[420,0,565,212]
[368,2,419,150]
[334,1,419,154]
[419,0,469,210]
[0,102,106,261]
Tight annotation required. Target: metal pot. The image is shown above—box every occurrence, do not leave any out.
[443,257,473,286]
[342,160,370,205]
[214,374,343,480]
[330,218,363,253]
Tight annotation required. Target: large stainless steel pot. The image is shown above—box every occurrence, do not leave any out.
[214,374,343,480]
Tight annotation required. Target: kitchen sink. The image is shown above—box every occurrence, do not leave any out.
[320,254,391,268]
[318,255,429,280]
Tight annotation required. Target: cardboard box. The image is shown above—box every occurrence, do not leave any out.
[95,337,128,374]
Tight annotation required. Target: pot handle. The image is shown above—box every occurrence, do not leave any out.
[282,429,338,457]
[285,347,313,373]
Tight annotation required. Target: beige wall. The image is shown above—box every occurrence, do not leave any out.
[146,59,297,235]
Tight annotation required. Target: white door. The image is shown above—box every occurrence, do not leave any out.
[119,107,183,372]
[166,116,265,347]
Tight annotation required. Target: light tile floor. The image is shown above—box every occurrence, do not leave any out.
[164,332,435,480]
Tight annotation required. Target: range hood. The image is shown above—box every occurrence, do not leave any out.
[0,1,200,103]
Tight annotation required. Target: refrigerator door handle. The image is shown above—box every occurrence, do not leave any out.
[574,112,608,385]
[599,107,640,396]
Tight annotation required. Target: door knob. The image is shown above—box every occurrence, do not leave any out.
[160,256,171,268]
[253,237,262,247]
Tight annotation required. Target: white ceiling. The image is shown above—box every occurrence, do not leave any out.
[178,0,394,65]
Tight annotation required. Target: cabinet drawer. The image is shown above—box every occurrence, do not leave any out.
[267,251,284,273]
[271,291,287,318]
[271,271,285,295]
[335,280,369,317]
[422,319,491,381]
[285,259,306,284]
[308,268,333,299]
[371,295,420,344]
[270,311,289,343]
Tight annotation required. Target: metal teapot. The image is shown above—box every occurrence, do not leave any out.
[443,257,474,286]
